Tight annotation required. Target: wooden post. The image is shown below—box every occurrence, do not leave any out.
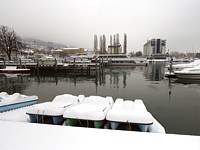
[73,58,76,74]
[36,59,39,74]
[95,57,98,75]
[54,58,57,74]
[3,58,6,68]
[101,57,104,73]
[99,58,101,75]
[19,58,22,68]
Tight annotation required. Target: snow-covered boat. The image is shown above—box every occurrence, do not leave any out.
[0,66,31,74]
[63,96,114,128]
[106,99,165,133]
[174,65,200,79]
[164,71,177,78]
[26,94,84,125]
[0,92,38,113]
[169,59,200,71]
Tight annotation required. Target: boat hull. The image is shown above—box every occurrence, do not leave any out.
[0,100,37,113]
[66,118,105,128]
[174,72,200,79]
[0,69,31,74]
[28,114,64,125]
[110,63,147,66]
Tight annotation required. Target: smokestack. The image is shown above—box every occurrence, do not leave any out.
[110,35,112,46]
[93,34,98,52]
[100,35,103,54]
[103,34,106,54]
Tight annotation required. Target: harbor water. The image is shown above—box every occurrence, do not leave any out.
[1,62,200,136]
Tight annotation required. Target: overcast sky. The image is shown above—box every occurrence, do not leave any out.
[0,0,200,53]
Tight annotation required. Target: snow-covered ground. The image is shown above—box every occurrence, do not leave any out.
[0,121,199,150]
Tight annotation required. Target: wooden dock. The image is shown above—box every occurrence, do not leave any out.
[0,58,107,75]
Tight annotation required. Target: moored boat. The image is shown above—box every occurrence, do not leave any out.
[0,66,31,74]
[174,66,200,79]
[63,96,114,128]
[0,92,38,113]
[106,99,165,133]
[169,59,200,71]
[164,71,177,78]
[26,94,84,125]
[91,54,147,66]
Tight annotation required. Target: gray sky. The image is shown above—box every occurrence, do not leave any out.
[0,0,200,53]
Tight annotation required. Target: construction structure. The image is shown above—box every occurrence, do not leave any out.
[93,33,127,55]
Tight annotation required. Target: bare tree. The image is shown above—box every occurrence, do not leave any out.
[0,25,25,60]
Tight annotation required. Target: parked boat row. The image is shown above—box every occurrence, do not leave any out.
[25,94,165,133]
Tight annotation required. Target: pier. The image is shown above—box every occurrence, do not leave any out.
[0,58,107,75]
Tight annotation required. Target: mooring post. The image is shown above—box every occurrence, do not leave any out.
[19,58,22,68]
[54,58,57,74]
[3,58,6,68]
[37,59,39,74]
[95,57,97,74]
[99,58,101,75]
[101,57,104,74]
[73,58,76,74]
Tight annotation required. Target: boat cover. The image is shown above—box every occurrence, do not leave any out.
[63,96,114,121]
[106,99,153,124]
[0,92,38,107]
[26,94,84,116]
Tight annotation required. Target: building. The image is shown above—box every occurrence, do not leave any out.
[107,44,123,54]
[143,39,166,58]
[52,48,86,57]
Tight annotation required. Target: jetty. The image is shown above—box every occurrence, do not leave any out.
[0,58,106,75]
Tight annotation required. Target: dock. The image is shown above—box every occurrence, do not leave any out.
[0,58,107,75]
[0,120,199,150]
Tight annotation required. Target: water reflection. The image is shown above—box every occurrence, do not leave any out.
[0,73,31,94]
[0,67,135,94]
[144,62,166,81]
[107,67,133,88]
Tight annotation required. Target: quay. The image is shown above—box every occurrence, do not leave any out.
[0,120,199,150]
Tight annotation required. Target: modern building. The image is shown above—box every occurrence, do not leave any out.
[143,39,166,58]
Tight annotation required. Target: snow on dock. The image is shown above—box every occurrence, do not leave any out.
[0,121,199,150]
[0,106,30,122]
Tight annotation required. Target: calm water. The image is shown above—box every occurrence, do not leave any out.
[1,62,200,136]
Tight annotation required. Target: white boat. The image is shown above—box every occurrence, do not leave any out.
[0,66,31,74]
[26,94,84,125]
[0,92,38,113]
[91,54,147,66]
[106,99,165,133]
[174,65,200,79]
[164,71,177,78]
[170,59,200,70]
[63,96,114,128]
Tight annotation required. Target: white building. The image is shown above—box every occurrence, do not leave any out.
[143,39,166,57]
